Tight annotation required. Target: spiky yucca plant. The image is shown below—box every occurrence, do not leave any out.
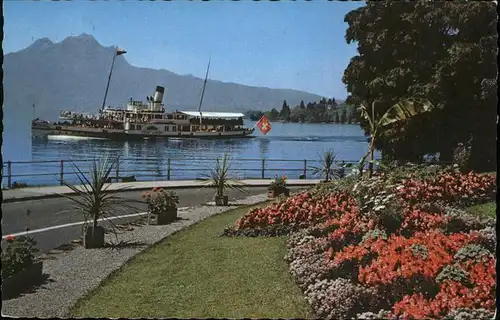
[58,156,142,245]
[310,150,341,182]
[201,153,247,199]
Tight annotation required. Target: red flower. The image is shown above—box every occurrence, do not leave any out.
[5,235,16,242]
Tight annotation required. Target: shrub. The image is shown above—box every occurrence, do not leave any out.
[1,235,39,280]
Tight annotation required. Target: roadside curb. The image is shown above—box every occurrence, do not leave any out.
[2,182,317,203]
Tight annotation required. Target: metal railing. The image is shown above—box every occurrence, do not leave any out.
[2,157,368,188]
[2,157,455,189]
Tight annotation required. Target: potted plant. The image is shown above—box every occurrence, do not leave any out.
[59,156,142,249]
[1,235,42,298]
[268,175,289,198]
[201,153,247,206]
[309,150,343,182]
[143,188,179,225]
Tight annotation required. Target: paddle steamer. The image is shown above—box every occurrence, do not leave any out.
[32,49,255,140]
[32,86,254,140]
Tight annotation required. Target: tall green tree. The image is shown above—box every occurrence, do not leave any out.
[342,1,497,170]
[279,100,291,120]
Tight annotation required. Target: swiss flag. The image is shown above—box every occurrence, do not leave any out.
[257,115,272,135]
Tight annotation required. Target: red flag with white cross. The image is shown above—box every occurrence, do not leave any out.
[256,115,272,135]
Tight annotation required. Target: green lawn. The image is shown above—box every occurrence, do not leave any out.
[70,203,311,319]
[466,201,497,219]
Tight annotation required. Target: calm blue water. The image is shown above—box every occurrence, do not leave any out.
[2,115,379,187]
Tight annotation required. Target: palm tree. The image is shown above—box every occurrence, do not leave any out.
[309,150,342,182]
[201,153,247,205]
[58,156,142,248]
[358,98,438,178]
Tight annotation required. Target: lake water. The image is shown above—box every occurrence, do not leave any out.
[2,113,379,187]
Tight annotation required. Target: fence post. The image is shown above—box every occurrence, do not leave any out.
[7,161,12,188]
[60,160,64,185]
[261,159,265,179]
[115,160,120,182]
[303,159,307,179]
[167,158,171,180]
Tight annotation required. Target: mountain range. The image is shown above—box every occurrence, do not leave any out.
[3,34,332,121]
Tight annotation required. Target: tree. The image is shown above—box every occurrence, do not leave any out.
[290,106,307,122]
[342,1,497,170]
[300,100,306,109]
[279,100,291,121]
[265,108,279,121]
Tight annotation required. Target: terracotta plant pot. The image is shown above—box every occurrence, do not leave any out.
[149,207,178,225]
[215,195,229,206]
[83,226,105,249]
[2,261,43,299]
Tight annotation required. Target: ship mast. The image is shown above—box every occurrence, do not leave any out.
[198,57,211,126]
[101,47,126,112]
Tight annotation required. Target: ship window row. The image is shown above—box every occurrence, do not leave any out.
[164,126,178,132]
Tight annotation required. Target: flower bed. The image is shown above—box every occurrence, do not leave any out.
[226,167,496,319]
[223,191,358,237]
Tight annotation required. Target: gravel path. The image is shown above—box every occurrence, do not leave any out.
[1,194,267,318]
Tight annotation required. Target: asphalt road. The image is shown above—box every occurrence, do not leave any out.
[2,187,305,253]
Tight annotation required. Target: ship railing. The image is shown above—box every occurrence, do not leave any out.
[1,157,454,189]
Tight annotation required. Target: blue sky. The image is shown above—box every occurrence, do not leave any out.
[3,1,363,99]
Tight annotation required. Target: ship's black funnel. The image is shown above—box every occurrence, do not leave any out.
[153,86,165,111]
